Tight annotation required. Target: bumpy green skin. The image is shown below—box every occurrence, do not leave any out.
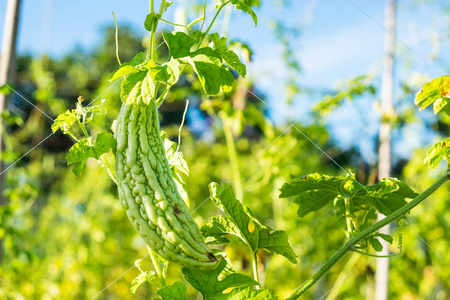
[115,101,218,270]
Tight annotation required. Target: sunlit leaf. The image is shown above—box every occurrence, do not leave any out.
[155,281,188,300]
[65,132,116,176]
[182,260,257,300]
[203,182,298,264]
[415,75,450,115]
[424,138,450,169]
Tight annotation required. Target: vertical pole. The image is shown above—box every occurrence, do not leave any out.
[376,0,395,299]
[0,0,22,263]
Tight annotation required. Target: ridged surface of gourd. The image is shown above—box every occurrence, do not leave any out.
[115,101,218,270]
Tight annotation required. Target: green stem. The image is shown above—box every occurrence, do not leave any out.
[112,12,121,65]
[148,246,166,286]
[222,116,243,200]
[285,168,450,300]
[252,251,260,288]
[200,0,207,31]
[160,18,187,27]
[198,0,231,46]
[344,197,354,237]
[149,0,154,59]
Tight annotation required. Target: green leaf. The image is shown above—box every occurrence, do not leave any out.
[415,75,450,115]
[130,270,160,293]
[164,135,190,206]
[51,110,80,134]
[162,31,244,96]
[230,0,258,26]
[182,260,257,300]
[108,52,148,81]
[65,133,116,176]
[424,138,450,168]
[155,281,188,300]
[279,173,348,217]
[181,54,234,96]
[148,58,181,86]
[162,31,198,59]
[227,286,278,300]
[280,174,417,218]
[205,182,298,264]
[368,236,384,252]
[121,70,156,105]
[209,33,246,77]
[0,84,11,94]
[371,178,418,216]
[372,232,393,244]
[144,12,159,32]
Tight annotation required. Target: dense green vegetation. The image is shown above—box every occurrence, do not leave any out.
[1,1,450,299]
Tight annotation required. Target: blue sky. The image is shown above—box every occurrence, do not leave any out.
[1,0,449,164]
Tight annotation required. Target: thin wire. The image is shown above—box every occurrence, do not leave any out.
[318,260,366,300]
[89,253,149,300]
[2,83,55,121]
[408,227,450,265]
[0,276,27,299]
[345,0,442,76]
[314,24,450,113]
[0,132,55,176]
[235,79,351,176]
[190,123,294,214]
[414,191,450,217]
[86,79,121,107]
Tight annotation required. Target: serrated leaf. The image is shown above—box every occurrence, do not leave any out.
[155,281,188,300]
[279,173,348,217]
[121,70,155,105]
[148,58,181,86]
[51,110,80,133]
[424,138,450,168]
[181,55,234,96]
[108,52,148,81]
[65,133,116,176]
[162,31,242,96]
[131,270,160,293]
[227,286,278,300]
[206,182,298,263]
[371,178,418,216]
[280,174,417,218]
[415,75,450,115]
[209,33,246,77]
[230,0,258,26]
[182,260,257,300]
[162,31,197,59]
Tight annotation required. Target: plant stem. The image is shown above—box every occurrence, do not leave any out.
[198,0,231,46]
[252,251,260,289]
[149,0,154,59]
[285,168,450,300]
[112,12,121,65]
[160,18,187,27]
[148,245,166,286]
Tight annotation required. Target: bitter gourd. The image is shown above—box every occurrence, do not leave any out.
[115,101,219,270]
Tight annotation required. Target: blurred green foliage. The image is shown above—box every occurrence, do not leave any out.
[1,9,450,300]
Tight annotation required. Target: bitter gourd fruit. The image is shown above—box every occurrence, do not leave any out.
[115,101,219,270]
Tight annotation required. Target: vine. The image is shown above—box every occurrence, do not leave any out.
[49,1,450,299]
